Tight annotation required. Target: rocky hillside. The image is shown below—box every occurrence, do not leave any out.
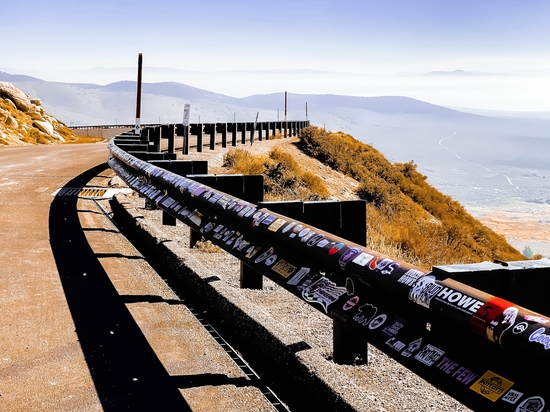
[0,81,76,145]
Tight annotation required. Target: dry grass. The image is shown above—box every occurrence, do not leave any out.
[222,147,331,201]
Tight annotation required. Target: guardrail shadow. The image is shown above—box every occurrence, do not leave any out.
[48,163,191,411]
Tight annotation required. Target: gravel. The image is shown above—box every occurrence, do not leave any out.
[107,138,472,411]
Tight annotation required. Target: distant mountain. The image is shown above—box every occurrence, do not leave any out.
[2,70,549,255]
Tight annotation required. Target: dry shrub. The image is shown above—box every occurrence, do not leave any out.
[223,148,265,174]
[222,146,330,201]
[193,240,222,253]
[298,126,525,267]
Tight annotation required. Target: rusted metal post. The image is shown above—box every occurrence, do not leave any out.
[284,91,287,138]
[134,53,143,136]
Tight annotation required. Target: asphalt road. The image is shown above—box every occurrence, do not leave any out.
[0,142,109,410]
[0,141,278,411]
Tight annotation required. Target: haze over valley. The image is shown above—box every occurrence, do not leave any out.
[2,70,548,257]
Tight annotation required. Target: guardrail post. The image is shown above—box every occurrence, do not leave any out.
[258,122,263,141]
[197,123,203,153]
[152,126,161,152]
[183,125,189,155]
[231,123,237,147]
[240,262,263,289]
[167,124,175,153]
[162,210,177,226]
[239,123,246,144]
[189,228,201,248]
[218,123,227,148]
[208,123,216,150]
[333,320,368,365]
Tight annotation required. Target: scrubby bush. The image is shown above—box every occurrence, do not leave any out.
[222,147,330,201]
[298,126,524,268]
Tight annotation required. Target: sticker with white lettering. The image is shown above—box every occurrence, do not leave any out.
[339,247,362,270]
[524,315,549,324]
[409,275,440,308]
[352,252,374,267]
[435,286,485,315]
[265,254,278,266]
[343,296,359,311]
[469,370,513,402]
[302,277,347,313]
[529,327,550,350]
[281,222,296,234]
[386,338,406,353]
[398,269,425,286]
[501,389,523,404]
[307,234,324,247]
[382,320,405,337]
[353,303,378,327]
[287,267,311,286]
[401,338,422,357]
[414,344,445,366]
[272,260,297,278]
[515,396,545,412]
[471,297,517,345]
[435,356,478,386]
[368,314,387,330]
[254,247,274,264]
[316,239,330,248]
[245,246,261,259]
[512,322,529,335]
[268,218,286,232]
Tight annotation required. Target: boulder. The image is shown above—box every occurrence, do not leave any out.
[0,81,32,112]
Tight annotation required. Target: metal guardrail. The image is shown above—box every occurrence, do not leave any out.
[108,127,550,411]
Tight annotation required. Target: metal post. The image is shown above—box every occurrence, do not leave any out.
[167,124,175,153]
[240,262,263,289]
[134,53,142,135]
[221,123,227,148]
[333,320,368,365]
[197,124,203,153]
[284,91,287,138]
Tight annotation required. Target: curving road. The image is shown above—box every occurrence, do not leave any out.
[0,141,277,411]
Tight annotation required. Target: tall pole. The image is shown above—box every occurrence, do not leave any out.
[135,53,143,135]
[284,91,287,138]
[306,102,308,121]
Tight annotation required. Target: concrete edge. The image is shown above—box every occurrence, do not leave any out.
[110,194,358,412]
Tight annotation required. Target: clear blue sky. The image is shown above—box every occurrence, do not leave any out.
[3,0,550,110]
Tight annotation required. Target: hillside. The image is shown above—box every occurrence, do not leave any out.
[0,81,102,146]
[212,127,525,269]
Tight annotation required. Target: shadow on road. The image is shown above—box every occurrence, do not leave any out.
[48,163,191,411]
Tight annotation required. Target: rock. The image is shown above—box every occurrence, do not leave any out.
[0,82,73,145]
[0,81,32,112]
[33,120,54,135]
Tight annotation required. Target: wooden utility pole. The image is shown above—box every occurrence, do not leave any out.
[135,53,143,135]
[284,91,287,138]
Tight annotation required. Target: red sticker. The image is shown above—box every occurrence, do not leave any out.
[470,297,518,346]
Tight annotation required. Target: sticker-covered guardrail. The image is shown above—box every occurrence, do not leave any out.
[108,134,550,412]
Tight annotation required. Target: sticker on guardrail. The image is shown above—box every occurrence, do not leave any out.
[470,370,514,402]
[52,187,133,198]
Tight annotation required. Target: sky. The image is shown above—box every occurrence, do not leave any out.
[2,0,550,111]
